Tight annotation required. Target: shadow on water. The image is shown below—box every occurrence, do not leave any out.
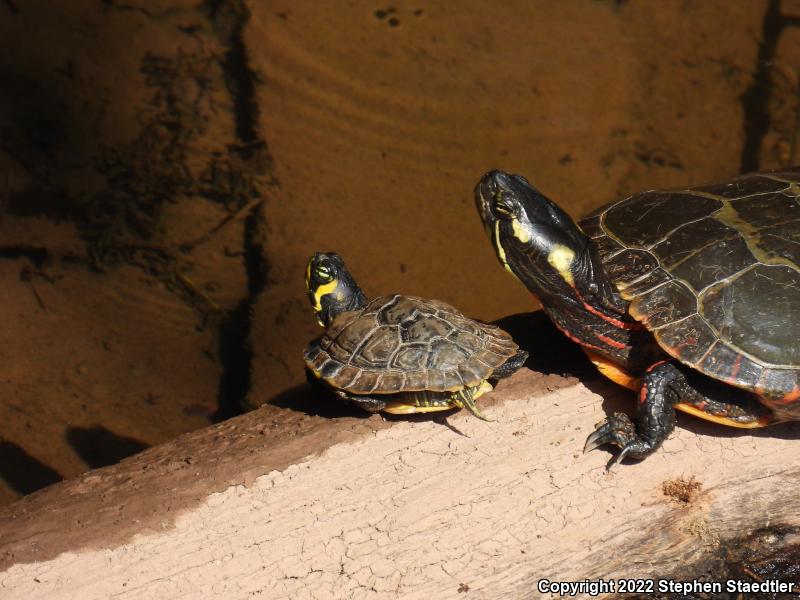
[65,425,150,469]
[0,440,63,495]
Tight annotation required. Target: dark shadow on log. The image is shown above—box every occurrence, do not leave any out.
[496,310,632,402]
[268,383,476,437]
[267,383,371,420]
[494,311,596,380]
[498,310,800,465]
[679,413,800,442]
[0,440,62,494]
[270,311,615,423]
[65,426,150,469]
[269,383,485,438]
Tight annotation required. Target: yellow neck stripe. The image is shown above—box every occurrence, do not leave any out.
[313,279,339,311]
[494,221,515,275]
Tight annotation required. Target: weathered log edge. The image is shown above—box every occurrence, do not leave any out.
[2,370,800,599]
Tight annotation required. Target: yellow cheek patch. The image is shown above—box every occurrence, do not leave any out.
[511,219,532,243]
[547,244,575,287]
[313,279,339,311]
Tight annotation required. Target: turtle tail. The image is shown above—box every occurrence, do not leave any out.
[456,384,493,422]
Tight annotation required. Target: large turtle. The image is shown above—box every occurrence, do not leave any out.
[304,252,528,419]
[475,168,800,465]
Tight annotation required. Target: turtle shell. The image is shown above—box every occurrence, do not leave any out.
[304,294,519,394]
[580,168,800,400]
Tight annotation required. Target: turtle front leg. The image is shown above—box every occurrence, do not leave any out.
[584,361,685,468]
[333,390,388,413]
[585,361,771,467]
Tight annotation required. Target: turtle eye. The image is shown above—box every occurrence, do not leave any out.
[315,263,333,282]
[492,194,515,218]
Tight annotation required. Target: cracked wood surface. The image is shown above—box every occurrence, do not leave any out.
[1,369,799,599]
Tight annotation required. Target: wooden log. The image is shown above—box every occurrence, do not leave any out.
[1,369,799,599]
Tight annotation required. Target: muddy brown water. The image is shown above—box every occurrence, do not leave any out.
[0,0,798,518]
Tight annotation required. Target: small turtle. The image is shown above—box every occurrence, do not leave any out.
[476,168,800,464]
[304,252,528,419]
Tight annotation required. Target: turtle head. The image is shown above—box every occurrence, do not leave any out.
[475,170,622,312]
[305,252,368,328]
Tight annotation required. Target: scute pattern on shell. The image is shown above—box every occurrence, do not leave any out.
[581,168,800,399]
[305,294,519,394]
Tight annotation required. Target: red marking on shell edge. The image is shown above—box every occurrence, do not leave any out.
[764,386,800,405]
[728,355,743,383]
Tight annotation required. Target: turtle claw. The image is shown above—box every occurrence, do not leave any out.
[467,405,493,422]
[582,431,606,454]
[583,424,609,453]
[607,445,633,471]
[583,412,636,453]
[584,412,644,469]
[460,401,493,422]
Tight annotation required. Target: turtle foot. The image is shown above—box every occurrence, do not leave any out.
[583,412,658,469]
